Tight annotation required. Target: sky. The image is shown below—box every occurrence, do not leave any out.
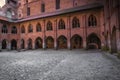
[0,0,5,7]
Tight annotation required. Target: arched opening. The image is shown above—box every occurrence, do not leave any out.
[28,24,33,33]
[72,17,80,28]
[36,23,41,32]
[21,39,25,49]
[47,21,53,31]
[21,25,25,33]
[87,33,101,49]
[11,39,17,50]
[88,15,97,27]
[2,24,8,33]
[35,37,42,49]
[11,26,17,34]
[71,35,83,49]
[46,36,54,49]
[57,36,67,49]
[111,26,117,53]
[28,38,32,49]
[58,19,65,29]
[2,39,7,49]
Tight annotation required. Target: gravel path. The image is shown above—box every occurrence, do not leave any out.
[0,50,120,80]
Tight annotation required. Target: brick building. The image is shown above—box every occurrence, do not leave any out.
[0,0,119,53]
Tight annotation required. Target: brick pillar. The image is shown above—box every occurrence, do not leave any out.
[32,39,35,49]
[17,39,21,51]
[83,15,87,49]
[43,20,46,49]
[54,19,58,50]
[67,16,71,50]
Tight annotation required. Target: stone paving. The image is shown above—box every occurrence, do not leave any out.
[0,50,120,80]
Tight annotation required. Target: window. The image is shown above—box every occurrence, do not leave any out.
[41,3,45,12]
[2,25,8,33]
[27,7,30,16]
[21,26,25,33]
[47,21,53,31]
[88,15,97,27]
[56,0,60,9]
[72,17,80,28]
[11,26,17,34]
[28,24,33,33]
[36,23,41,32]
[58,19,65,29]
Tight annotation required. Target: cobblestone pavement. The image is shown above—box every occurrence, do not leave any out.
[0,50,120,80]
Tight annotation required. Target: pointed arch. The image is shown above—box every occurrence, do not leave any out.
[2,39,7,49]
[28,24,33,33]
[46,36,54,48]
[88,15,97,27]
[11,39,17,50]
[21,25,25,33]
[47,21,53,31]
[57,35,67,49]
[36,23,41,32]
[71,34,83,49]
[72,17,80,28]
[35,37,42,49]
[58,19,65,29]
[11,26,17,34]
[87,33,101,49]
[2,24,8,33]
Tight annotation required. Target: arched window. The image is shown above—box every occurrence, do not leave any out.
[2,24,8,33]
[28,24,33,33]
[47,21,53,31]
[72,17,80,28]
[36,23,41,32]
[58,19,65,29]
[11,26,17,34]
[88,15,97,27]
[21,25,25,33]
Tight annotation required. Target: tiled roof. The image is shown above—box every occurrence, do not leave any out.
[0,3,103,23]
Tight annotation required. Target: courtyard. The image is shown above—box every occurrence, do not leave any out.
[0,50,120,80]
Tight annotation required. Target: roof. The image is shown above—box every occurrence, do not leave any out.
[1,3,103,23]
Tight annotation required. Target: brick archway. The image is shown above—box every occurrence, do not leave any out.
[11,39,17,50]
[35,37,42,49]
[57,35,67,49]
[46,36,54,49]
[87,33,101,49]
[71,34,83,49]
[2,39,7,49]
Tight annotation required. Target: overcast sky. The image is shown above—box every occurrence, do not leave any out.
[0,0,5,7]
